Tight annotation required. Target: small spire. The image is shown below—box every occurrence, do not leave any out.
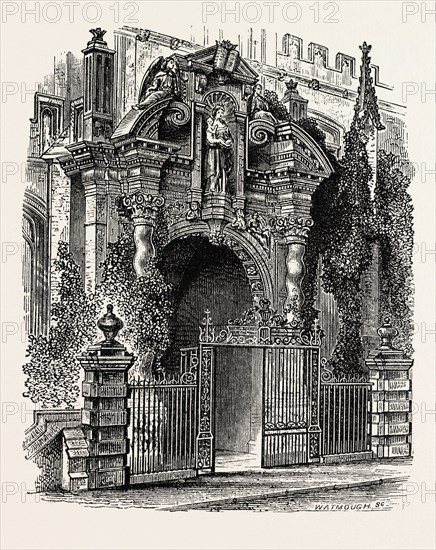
[353,42,385,131]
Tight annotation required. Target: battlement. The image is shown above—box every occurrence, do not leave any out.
[116,26,393,93]
[278,33,392,91]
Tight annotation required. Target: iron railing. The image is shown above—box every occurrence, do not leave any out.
[320,374,372,456]
[128,348,198,481]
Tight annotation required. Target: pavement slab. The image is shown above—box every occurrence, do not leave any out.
[39,458,412,511]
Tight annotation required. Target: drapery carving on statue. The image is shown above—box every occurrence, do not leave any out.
[231,207,246,230]
[135,56,181,110]
[246,212,271,253]
[204,105,234,194]
[247,83,277,124]
[230,210,272,255]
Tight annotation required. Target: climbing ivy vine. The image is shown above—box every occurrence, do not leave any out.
[23,242,100,408]
[374,150,414,357]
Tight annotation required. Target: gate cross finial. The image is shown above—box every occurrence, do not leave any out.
[200,309,215,343]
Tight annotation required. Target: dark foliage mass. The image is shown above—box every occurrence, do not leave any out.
[24,217,172,407]
[23,242,100,408]
[374,151,414,356]
[322,127,374,374]
[263,90,289,121]
[300,122,414,372]
[98,229,173,375]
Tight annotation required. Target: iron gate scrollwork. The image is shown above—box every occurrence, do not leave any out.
[196,344,214,470]
[198,304,323,469]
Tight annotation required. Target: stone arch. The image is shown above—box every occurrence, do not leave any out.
[158,230,255,370]
[167,220,274,306]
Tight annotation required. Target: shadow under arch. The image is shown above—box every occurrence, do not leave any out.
[157,221,274,370]
[157,233,252,371]
[166,220,274,306]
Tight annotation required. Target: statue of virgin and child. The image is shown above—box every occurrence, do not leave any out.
[204,104,234,194]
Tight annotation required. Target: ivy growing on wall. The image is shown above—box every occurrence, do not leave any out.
[300,122,374,375]
[23,215,173,407]
[23,242,100,408]
[321,126,374,374]
[97,228,173,377]
[374,150,414,357]
[301,121,415,370]
[300,171,340,330]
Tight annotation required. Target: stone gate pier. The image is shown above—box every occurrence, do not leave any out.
[366,317,413,458]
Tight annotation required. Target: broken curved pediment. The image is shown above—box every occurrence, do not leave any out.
[111,99,191,142]
[248,119,276,146]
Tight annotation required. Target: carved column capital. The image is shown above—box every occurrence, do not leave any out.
[272,215,313,243]
[119,192,165,226]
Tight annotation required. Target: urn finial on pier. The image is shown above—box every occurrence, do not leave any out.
[97,304,124,344]
[377,316,398,350]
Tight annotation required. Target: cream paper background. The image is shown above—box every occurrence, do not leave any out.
[1,1,435,549]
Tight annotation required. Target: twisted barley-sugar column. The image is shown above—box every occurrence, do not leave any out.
[281,217,313,322]
[122,192,165,276]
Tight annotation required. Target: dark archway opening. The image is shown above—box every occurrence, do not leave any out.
[158,236,262,469]
[158,236,253,369]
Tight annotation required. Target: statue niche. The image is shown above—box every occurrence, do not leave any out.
[205,104,234,194]
[203,92,237,196]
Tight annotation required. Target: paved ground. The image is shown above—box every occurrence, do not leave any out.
[41,457,411,511]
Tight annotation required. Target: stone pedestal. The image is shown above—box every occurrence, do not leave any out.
[78,306,135,489]
[365,317,413,458]
[202,193,233,222]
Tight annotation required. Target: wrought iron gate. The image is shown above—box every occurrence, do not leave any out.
[320,370,372,457]
[128,347,199,484]
[262,346,320,467]
[127,304,327,480]
[197,305,323,470]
